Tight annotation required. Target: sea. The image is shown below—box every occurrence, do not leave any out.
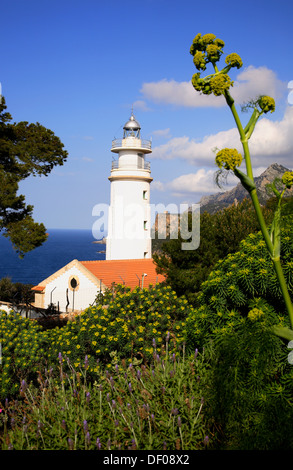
[0,229,106,286]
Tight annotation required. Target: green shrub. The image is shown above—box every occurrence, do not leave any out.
[0,312,47,399]
[207,309,293,449]
[0,347,213,450]
[183,225,293,449]
[43,285,191,375]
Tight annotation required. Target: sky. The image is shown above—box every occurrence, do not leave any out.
[1,0,293,233]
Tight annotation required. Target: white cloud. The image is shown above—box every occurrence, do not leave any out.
[249,106,293,166]
[151,106,293,170]
[152,168,238,200]
[141,79,224,108]
[151,129,240,165]
[168,169,223,194]
[140,66,286,109]
[152,128,171,139]
[132,100,151,112]
[232,66,286,103]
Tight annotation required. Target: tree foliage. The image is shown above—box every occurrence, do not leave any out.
[153,198,274,302]
[0,97,68,256]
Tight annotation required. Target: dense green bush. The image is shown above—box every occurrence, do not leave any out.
[183,224,293,449]
[0,285,191,399]
[207,310,293,449]
[0,312,47,399]
[43,285,190,376]
[202,225,292,313]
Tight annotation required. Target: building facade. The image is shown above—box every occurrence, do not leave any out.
[106,113,153,260]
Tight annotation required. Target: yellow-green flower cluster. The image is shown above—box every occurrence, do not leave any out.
[190,33,225,60]
[248,308,265,322]
[225,53,243,69]
[190,33,241,98]
[257,95,275,113]
[282,171,293,189]
[215,148,243,171]
[210,74,233,96]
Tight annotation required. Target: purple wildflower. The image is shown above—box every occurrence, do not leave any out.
[20,379,27,393]
[68,438,74,450]
[83,420,88,432]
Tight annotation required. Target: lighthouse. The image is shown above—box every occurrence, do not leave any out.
[106,113,153,260]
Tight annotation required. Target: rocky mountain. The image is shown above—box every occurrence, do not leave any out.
[199,163,293,214]
[151,163,292,244]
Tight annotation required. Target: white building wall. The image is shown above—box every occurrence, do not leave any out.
[44,266,99,312]
[106,177,152,260]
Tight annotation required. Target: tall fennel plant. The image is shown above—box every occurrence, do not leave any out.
[189,33,293,340]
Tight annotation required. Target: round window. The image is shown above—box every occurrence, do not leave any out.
[68,275,79,291]
[70,278,78,289]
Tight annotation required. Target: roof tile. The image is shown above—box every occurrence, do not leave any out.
[80,258,164,290]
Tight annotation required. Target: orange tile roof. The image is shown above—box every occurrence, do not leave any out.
[31,285,45,291]
[80,258,165,290]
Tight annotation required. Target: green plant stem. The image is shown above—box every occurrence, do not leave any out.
[224,90,293,330]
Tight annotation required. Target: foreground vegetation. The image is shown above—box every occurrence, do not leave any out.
[0,343,211,450]
[1,219,293,449]
[1,32,293,450]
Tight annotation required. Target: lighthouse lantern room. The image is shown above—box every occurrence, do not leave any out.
[106,113,153,261]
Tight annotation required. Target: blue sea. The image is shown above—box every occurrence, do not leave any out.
[0,229,106,286]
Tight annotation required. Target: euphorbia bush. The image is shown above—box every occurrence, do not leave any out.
[44,285,191,375]
[183,226,293,449]
[0,312,47,399]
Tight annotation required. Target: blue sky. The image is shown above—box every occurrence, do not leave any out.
[1,0,293,232]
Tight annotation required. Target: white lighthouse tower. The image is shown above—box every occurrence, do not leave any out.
[106,113,153,260]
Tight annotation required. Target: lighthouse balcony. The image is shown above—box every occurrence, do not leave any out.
[111,159,151,171]
[111,138,152,153]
